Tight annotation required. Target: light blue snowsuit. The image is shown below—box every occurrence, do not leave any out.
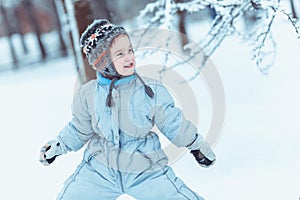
[56,74,204,200]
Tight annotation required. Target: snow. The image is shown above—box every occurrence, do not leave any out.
[0,17,300,200]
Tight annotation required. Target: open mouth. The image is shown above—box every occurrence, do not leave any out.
[124,62,134,68]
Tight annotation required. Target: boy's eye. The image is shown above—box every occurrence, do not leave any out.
[116,52,124,56]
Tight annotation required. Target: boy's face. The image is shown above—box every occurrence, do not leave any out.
[109,34,135,76]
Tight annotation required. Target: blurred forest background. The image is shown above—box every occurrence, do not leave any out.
[1,0,299,82]
[0,0,154,78]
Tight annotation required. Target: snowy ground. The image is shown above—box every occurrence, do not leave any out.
[0,18,300,200]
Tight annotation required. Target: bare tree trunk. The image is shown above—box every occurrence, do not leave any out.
[290,0,298,19]
[177,10,188,47]
[90,0,112,21]
[174,0,188,48]
[56,0,79,62]
[0,5,18,69]
[73,0,96,82]
[13,7,28,55]
[22,0,47,61]
[51,0,68,57]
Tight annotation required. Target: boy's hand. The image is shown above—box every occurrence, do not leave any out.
[39,139,63,166]
[190,149,215,168]
[188,135,216,168]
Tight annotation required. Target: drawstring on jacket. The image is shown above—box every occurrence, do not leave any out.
[105,73,154,108]
[135,73,154,98]
[106,77,120,107]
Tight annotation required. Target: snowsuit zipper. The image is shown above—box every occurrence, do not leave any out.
[116,88,125,193]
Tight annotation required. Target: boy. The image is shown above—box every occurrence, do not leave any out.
[39,19,215,200]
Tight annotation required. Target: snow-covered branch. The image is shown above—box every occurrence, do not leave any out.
[137,0,300,74]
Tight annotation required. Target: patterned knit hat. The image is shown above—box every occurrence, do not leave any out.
[80,19,127,77]
[80,19,154,107]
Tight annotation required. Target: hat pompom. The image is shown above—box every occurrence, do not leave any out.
[80,19,110,49]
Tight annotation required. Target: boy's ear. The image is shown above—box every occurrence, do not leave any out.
[94,59,109,72]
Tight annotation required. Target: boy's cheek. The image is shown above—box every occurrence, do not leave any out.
[115,62,123,71]
[115,64,125,74]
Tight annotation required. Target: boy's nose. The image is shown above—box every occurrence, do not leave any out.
[125,53,134,61]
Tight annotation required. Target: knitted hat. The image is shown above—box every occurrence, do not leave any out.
[80,19,154,107]
[80,19,127,77]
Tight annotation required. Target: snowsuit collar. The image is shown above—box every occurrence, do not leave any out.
[97,71,154,107]
[97,72,136,86]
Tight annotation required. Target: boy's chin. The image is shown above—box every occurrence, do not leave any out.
[120,69,135,76]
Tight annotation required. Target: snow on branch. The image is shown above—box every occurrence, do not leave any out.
[277,5,300,40]
[137,0,300,75]
[173,0,209,13]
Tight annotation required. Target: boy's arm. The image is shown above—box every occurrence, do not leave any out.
[153,84,198,147]
[153,84,215,167]
[40,85,94,166]
[58,85,95,152]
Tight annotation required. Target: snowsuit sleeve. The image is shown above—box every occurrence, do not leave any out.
[153,84,201,148]
[58,85,94,152]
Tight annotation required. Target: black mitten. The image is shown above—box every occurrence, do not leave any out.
[190,149,215,168]
[187,134,216,168]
